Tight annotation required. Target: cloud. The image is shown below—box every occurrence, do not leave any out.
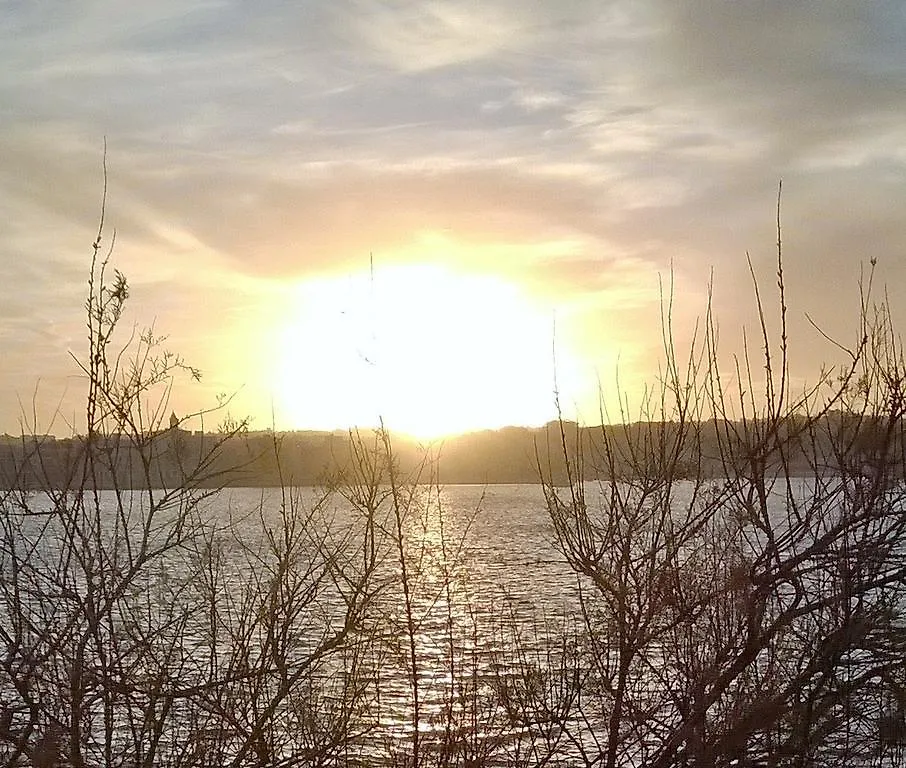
[343,0,528,71]
[647,2,906,157]
[1,0,905,430]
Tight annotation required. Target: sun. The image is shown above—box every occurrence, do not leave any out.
[272,263,580,439]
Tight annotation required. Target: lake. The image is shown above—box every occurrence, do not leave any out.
[3,478,900,767]
[1,483,585,766]
[209,484,584,765]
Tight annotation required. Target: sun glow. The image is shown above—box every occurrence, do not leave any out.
[273,264,579,439]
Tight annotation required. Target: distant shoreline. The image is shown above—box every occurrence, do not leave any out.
[1,413,891,490]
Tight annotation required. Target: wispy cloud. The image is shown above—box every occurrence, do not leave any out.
[1,0,905,430]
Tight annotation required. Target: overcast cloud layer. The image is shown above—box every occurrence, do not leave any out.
[1,1,905,433]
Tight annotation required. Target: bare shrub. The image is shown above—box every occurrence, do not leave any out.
[0,182,388,767]
[542,194,906,768]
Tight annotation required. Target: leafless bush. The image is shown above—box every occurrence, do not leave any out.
[542,191,906,767]
[0,181,390,767]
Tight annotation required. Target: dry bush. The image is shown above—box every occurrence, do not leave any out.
[542,193,906,768]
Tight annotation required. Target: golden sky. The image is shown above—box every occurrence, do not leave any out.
[1,2,905,437]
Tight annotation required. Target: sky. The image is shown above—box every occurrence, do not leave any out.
[1,1,905,438]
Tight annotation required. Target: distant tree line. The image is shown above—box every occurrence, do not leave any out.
[2,412,901,490]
